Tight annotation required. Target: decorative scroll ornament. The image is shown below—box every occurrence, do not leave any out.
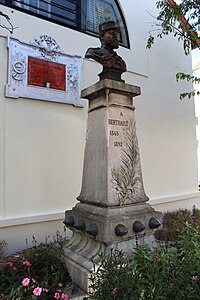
[30,35,62,60]
[67,64,79,94]
[12,52,26,81]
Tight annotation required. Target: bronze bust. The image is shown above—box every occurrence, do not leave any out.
[85,21,127,81]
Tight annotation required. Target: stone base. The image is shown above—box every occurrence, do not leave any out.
[64,202,162,244]
[64,230,158,292]
[64,235,103,292]
[63,203,162,292]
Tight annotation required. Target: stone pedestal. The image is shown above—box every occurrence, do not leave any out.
[64,79,162,292]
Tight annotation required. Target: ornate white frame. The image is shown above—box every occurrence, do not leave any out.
[6,35,83,107]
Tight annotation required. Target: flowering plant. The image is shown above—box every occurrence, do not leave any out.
[8,271,70,299]
[85,223,200,300]
[0,237,71,299]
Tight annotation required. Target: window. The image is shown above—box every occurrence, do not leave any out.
[13,0,51,17]
[81,0,129,47]
[51,0,80,28]
[0,0,130,47]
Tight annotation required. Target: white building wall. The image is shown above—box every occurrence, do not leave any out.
[193,61,200,182]
[0,0,199,254]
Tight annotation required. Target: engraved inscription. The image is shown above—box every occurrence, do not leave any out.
[28,57,66,91]
[114,142,123,147]
[108,119,129,126]
[108,116,128,147]
[110,131,119,136]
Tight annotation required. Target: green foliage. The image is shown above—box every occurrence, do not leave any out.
[7,283,59,300]
[176,73,200,99]
[85,223,200,300]
[85,249,131,299]
[147,0,200,100]
[147,0,200,54]
[0,234,71,300]
[24,235,71,289]
[155,207,200,241]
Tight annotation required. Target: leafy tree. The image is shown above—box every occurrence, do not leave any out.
[147,0,200,99]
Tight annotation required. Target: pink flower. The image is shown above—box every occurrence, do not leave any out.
[192,275,199,281]
[23,260,31,266]
[5,261,13,267]
[32,278,37,283]
[62,293,69,300]
[33,287,42,296]
[43,288,49,293]
[112,287,117,295]
[22,278,30,286]
[155,255,160,261]
[12,267,17,271]
[54,292,61,299]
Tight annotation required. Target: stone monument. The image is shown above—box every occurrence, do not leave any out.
[63,21,162,292]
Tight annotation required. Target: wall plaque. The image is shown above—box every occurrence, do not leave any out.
[6,35,83,107]
[28,57,66,90]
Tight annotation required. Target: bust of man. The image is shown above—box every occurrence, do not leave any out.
[85,21,127,81]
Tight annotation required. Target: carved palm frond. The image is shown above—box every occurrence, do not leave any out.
[111,121,146,205]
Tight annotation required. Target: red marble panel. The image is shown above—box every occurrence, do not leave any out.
[28,57,66,91]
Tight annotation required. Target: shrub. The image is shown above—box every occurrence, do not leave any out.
[24,235,71,289]
[85,223,200,300]
[0,233,71,300]
[155,206,200,241]
[85,249,131,299]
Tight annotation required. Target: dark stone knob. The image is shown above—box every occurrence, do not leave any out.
[149,218,161,229]
[85,224,98,237]
[63,216,74,227]
[74,219,86,231]
[133,221,145,233]
[115,224,128,236]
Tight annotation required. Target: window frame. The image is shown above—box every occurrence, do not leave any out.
[13,0,51,17]
[0,0,130,48]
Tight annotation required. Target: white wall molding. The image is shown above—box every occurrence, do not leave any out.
[149,192,200,205]
[0,211,64,228]
[1,191,200,229]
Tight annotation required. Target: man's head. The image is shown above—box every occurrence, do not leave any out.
[99,21,120,49]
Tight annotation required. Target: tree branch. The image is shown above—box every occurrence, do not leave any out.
[0,10,18,34]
